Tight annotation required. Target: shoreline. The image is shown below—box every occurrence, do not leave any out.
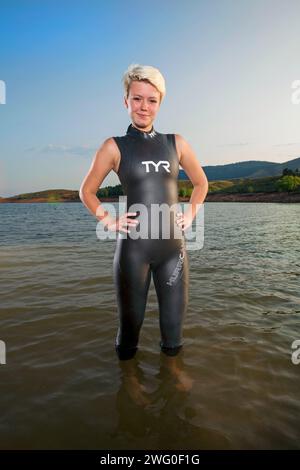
[0,191,300,203]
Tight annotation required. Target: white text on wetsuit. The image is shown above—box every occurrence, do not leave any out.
[141,160,170,173]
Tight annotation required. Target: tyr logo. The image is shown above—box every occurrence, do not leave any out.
[141,160,170,173]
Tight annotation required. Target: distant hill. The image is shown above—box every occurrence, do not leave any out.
[179,156,300,180]
[0,189,80,203]
[178,174,300,194]
[1,157,300,203]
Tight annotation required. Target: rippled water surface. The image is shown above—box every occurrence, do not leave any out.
[0,202,299,449]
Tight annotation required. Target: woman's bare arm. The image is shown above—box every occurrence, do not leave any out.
[174,134,209,228]
[79,137,118,221]
[79,138,139,232]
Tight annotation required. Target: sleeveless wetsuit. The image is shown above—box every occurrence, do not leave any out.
[112,123,189,360]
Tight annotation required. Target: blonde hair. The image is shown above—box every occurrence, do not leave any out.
[122,63,166,104]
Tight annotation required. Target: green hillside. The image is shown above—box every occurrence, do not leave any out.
[177,174,300,197]
[1,172,300,203]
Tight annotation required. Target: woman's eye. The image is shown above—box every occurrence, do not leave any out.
[133,98,157,103]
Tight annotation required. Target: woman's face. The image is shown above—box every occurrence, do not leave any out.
[124,80,161,130]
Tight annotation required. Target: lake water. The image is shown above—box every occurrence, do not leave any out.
[0,202,299,449]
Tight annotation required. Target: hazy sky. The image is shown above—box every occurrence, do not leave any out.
[1,0,300,197]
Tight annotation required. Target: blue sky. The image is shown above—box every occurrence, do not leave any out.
[1,0,300,197]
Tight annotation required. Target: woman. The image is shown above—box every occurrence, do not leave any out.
[80,64,208,361]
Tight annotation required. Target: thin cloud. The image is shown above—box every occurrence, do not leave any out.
[273,142,300,147]
[25,144,98,156]
[216,142,249,147]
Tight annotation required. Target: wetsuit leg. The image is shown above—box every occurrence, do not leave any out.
[152,243,189,357]
[113,239,152,360]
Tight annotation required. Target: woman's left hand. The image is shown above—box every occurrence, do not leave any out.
[175,211,194,231]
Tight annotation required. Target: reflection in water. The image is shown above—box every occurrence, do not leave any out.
[159,353,195,392]
[112,352,230,449]
[119,351,194,407]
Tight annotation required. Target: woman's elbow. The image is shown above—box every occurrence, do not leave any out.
[79,185,86,201]
[194,175,208,190]
[204,175,209,191]
[79,185,94,201]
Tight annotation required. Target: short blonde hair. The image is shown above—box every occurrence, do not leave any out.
[122,63,166,104]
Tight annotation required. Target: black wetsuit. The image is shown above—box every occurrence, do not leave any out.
[112,123,189,360]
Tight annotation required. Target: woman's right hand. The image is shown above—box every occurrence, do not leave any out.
[102,212,139,234]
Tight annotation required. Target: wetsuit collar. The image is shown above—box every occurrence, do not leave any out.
[126,123,157,139]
